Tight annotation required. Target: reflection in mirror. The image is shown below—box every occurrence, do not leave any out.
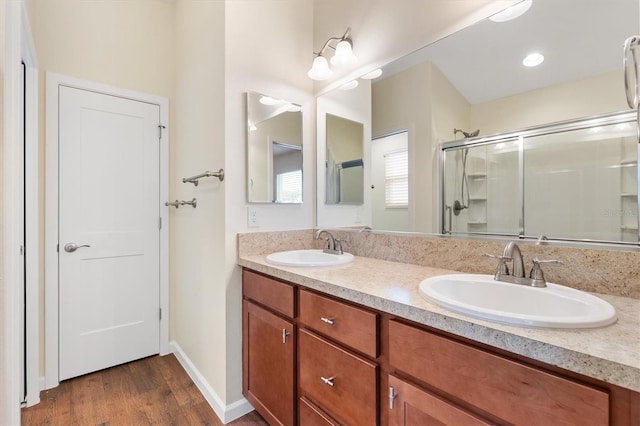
[316,0,639,243]
[246,91,302,203]
[325,114,364,205]
[442,112,639,244]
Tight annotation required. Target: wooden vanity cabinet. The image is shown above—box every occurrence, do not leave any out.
[243,268,638,426]
[243,270,296,426]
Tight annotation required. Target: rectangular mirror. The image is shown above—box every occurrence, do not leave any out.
[325,113,364,205]
[315,0,639,247]
[246,91,303,203]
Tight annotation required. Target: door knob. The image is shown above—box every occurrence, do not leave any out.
[64,243,91,253]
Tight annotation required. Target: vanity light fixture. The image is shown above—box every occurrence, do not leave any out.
[490,0,532,22]
[522,52,544,67]
[307,27,357,80]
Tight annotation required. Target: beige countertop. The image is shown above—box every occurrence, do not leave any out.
[238,254,640,393]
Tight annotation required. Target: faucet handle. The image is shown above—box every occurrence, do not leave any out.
[334,238,346,255]
[530,258,563,284]
[482,253,511,276]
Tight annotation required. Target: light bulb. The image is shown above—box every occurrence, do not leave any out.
[331,40,357,67]
[307,56,333,80]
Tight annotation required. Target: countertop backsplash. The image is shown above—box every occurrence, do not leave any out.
[237,229,640,299]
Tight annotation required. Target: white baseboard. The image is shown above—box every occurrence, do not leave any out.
[169,341,254,424]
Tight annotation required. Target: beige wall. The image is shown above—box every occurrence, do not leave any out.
[31,0,176,377]
[224,0,314,403]
[372,62,469,232]
[470,70,627,134]
[172,0,229,404]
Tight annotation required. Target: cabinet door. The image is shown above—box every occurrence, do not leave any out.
[243,300,295,426]
[388,375,490,426]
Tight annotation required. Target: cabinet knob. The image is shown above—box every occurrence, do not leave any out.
[320,317,334,325]
[320,376,335,387]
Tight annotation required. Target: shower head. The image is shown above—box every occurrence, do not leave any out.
[453,128,480,138]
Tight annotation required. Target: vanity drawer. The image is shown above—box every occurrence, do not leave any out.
[298,289,378,358]
[388,320,609,425]
[299,397,341,426]
[298,329,377,425]
[242,269,295,318]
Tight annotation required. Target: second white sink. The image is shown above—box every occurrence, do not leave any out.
[266,249,354,267]
[419,274,617,329]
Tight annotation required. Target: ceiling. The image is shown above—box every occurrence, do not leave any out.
[379,0,639,104]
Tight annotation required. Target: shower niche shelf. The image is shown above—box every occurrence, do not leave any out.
[619,154,637,242]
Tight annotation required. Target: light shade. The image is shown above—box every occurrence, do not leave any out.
[330,40,357,67]
[307,56,333,80]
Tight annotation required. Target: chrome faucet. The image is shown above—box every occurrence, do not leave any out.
[314,229,343,255]
[484,242,561,288]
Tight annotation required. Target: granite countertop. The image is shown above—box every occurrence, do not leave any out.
[238,254,640,393]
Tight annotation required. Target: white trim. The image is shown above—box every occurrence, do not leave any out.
[44,72,170,388]
[3,1,24,423]
[169,341,254,424]
[22,0,40,407]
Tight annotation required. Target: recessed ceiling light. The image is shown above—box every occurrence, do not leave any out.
[490,0,532,23]
[339,80,359,90]
[522,52,544,67]
[361,68,383,79]
[259,96,281,106]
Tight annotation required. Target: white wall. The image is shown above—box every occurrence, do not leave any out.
[0,0,9,421]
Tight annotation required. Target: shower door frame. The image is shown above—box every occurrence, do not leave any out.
[439,110,639,246]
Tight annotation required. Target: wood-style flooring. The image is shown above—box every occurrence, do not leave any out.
[21,354,268,426]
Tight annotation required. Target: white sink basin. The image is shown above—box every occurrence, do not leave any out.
[266,249,354,267]
[419,274,617,329]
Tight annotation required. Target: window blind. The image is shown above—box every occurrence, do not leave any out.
[384,150,408,207]
[276,169,302,203]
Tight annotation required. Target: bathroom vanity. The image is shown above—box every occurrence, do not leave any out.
[240,254,640,426]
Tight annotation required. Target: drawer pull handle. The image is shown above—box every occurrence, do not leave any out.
[389,386,397,410]
[320,376,335,387]
[320,317,334,325]
[282,329,290,344]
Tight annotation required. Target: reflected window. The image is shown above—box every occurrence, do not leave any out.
[384,150,408,207]
[276,169,302,203]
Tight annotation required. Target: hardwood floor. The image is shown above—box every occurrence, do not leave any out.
[21,354,269,426]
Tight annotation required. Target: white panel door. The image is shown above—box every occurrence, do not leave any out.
[58,86,160,381]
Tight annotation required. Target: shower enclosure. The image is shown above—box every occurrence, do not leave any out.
[441,111,639,245]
